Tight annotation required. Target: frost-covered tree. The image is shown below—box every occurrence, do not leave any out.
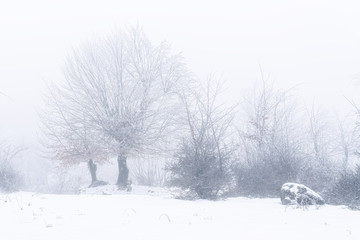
[41,27,188,188]
[0,141,23,192]
[168,78,236,199]
[328,99,360,208]
[235,78,346,197]
[40,98,108,187]
[235,79,306,197]
[1,93,23,192]
[301,104,339,191]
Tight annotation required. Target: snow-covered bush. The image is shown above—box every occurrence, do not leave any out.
[234,149,303,197]
[234,147,337,197]
[0,163,22,192]
[0,143,23,192]
[234,80,341,198]
[168,138,231,199]
[167,78,235,200]
[328,165,360,209]
[297,159,338,193]
[234,80,306,197]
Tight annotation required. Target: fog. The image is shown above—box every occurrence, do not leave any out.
[1,0,360,192]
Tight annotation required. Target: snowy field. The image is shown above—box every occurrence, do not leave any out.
[1,185,359,240]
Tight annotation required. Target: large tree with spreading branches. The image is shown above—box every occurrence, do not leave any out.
[41,27,189,188]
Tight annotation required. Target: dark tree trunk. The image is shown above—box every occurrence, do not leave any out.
[116,154,129,189]
[88,159,107,188]
[88,159,98,184]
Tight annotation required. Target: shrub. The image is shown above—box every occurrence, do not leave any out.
[0,143,23,192]
[234,141,305,197]
[167,138,231,200]
[0,162,22,192]
[167,77,235,199]
[235,161,299,197]
[328,165,360,209]
[297,159,338,193]
[234,155,338,198]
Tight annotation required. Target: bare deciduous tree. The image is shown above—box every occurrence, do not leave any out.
[302,104,342,191]
[345,98,360,162]
[41,27,188,189]
[236,78,306,196]
[306,104,334,164]
[41,85,109,187]
[168,77,236,199]
[335,114,357,171]
[0,141,24,192]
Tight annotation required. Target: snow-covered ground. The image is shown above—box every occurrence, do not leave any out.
[1,185,359,240]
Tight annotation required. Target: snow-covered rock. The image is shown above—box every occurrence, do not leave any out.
[280,183,325,205]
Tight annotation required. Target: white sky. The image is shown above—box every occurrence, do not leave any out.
[1,0,360,151]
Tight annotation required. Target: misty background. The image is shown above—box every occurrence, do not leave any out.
[1,0,360,192]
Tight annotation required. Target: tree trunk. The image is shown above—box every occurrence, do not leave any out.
[88,159,107,187]
[88,159,98,184]
[116,154,129,189]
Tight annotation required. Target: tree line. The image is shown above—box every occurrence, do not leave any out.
[4,27,356,207]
